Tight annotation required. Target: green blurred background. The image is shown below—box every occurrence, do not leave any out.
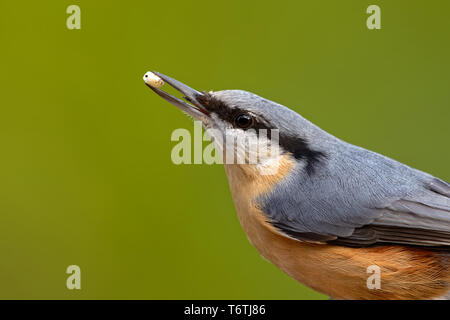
[0,0,448,299]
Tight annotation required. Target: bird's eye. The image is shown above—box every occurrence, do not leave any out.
[234,114,253,129]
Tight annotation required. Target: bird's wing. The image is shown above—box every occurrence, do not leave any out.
[260,148,450,248]
[330,178,450,247]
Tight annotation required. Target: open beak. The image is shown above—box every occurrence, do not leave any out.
[145,71,210,120]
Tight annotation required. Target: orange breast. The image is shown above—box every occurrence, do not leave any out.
[224,158,450,300]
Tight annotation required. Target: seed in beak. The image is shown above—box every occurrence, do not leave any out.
[143,71,164,88]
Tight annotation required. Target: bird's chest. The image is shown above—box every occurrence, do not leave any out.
[223,159,295,257]
[223,160,315,280]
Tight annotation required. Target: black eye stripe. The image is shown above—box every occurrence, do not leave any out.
[196,92,327,173]
[196,92,274,131]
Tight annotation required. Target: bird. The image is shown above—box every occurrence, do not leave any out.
[144,71,450,300]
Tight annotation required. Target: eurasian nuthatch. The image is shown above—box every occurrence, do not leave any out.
[144,71,449,300]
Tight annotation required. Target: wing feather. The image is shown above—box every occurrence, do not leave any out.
[332,179,450,247]
[269,175,450,248]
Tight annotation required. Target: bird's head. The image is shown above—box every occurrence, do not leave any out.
[146,72,328,175]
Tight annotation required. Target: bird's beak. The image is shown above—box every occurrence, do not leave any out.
[145,71,210,120]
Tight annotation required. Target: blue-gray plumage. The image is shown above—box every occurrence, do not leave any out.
[212,89,450,247]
